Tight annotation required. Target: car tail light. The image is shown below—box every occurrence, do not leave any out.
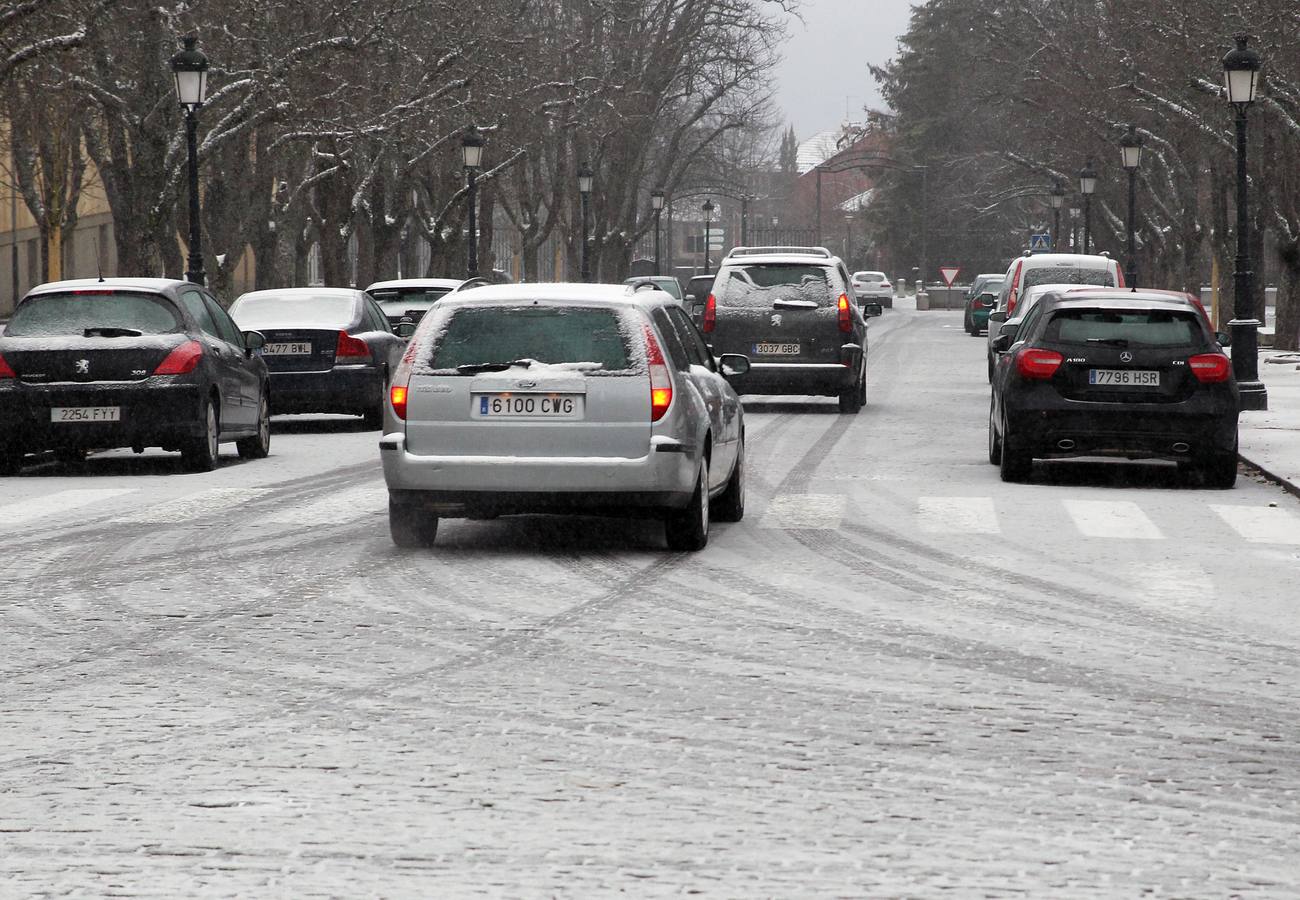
[1188,352,1232,383]
[153,340,204,375]
[643,324,673,421]
[0,353,15,380]
[389,340,418,420]
[837,293,852,332]
[1007,289,1018,316]
[1115,267,1126,288]
[336,332,370,360]
[702,293,716,333]
[1016,347,1063,380]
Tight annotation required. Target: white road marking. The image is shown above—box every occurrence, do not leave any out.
[917,497,1000,534]
[1126,560,1216,611]
[264,484,388,526]
[0,488,136,529]
[1063,499,1163,539]
[114,487,270,524]
[759,494,845,529]
[1211,505,1300,545]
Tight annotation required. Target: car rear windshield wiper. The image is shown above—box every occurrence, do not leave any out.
[1085,337,1129,347]
[84,326,144,338]
[456,359,535,374]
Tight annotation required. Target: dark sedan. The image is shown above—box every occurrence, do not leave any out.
[0,277,270,474]
[229,287,406,428]
[988,292,1239,486]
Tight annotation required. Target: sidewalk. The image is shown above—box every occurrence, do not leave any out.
[1238,350,1300,495]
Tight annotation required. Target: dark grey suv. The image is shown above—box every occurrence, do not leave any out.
[701,247,877,413]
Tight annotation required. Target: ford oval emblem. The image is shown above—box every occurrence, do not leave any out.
[516,380,537,389]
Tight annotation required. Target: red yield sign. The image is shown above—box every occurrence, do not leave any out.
[939,266,962,288]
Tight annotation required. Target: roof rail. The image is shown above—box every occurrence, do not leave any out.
[725,246,833,259]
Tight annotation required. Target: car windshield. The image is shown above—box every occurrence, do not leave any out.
[1023,267,1113,289]
[231,293,357,328]
[370,288,453,315]
[429,306,632,372]
[1045,308,1203,347]
[5,292,183,336]
[719,264,830,306]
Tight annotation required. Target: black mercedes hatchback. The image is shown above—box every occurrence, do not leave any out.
[988,292,1240,486]
[0,278,271,475]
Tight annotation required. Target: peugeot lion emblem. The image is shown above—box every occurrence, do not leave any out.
[1120,351,1133,363]
[74,358,90,375]
[770,313,783,327]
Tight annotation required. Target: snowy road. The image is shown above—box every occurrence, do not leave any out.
[3,307,1300,896]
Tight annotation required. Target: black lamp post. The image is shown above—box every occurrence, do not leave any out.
[1120,125,1144,287]
[702,199,715,274]
[461,126,484,278]
[740,195,749,246]
[651,188,664,276]
[170,36,210,286]
[1078,157,1098,255]
[1048,179,1066,251]
[1223,34,1267,409]
[578,164,594,282]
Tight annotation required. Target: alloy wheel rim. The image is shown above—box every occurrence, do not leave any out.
[700,466,709,533]
[259,398,270,446]
[206,405,218,458]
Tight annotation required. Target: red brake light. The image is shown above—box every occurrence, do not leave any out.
[1016,347,1063,380]
[336,332,370,359]
[837,293,852,332]
[1007,289,1018,316]
[0,353,15,380]
[389,340,418,420]
[644,324,673,421]
[153,340,204,375]
[702,294,716,333]
[1188,352,1232,383]
[1115,267,1126,289]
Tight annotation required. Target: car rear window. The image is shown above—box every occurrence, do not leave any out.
[429,306,632,372]
[230,293,357,328]
[1023,267,1113,289]
[6,292,183,336]
[371,288,452,315]
[1045,308,1204,347]
[719,264,831,306]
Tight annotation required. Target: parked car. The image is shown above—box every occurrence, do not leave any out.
[364,278,463,329]
[683,274,715,318]
[380,283,750,551]
[0,277,270,474]
[851,270,894,307]
[624,276,684,302]
[987,291,1239,486]
[228,287,406,428]
[701,246,875,413]
[963,274,1004,334]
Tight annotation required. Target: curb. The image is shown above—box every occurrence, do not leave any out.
[1238,451,1300,501]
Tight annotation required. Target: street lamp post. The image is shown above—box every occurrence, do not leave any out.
[1223,34,1267,409]
[1078,157,1098,255]
[578,164,594,282]
[1048,179,1065,251]
[740,196,749,246]
[1120,125,1144,287]
[701,199,715,274]
[170,36,210,286]
[461,126,484,278]
[651,188,664,276]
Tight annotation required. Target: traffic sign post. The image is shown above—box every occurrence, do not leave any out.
[939,266,961,288]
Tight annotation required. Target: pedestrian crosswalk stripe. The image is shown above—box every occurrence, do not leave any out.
[264,484,388,525]
[917,497,1000,534]
[759,494,845,529]
[1210,505,1300,545]
[113,487,270,524]
[0,488,136,529]
[1061,499,1163,539]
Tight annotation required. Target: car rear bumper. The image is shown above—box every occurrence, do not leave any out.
[729,361,858,396]
[268,365,382,414]
[0,379,205,451]
[1005,400,1239,460]
[379,432,698,512]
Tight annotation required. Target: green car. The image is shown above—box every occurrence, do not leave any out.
[964,274,1004,335]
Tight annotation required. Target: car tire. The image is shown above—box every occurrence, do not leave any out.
[181,396,220,473]
[838,363,865,414]
[987,402,1002,465]
[362,378,386,430]
[666,459,710,552]
[389,498,439,548]
[998,413,1032,483]
[1200,450,1238,489]
[237,391,272,459]
[712,440,745,523]
[987,353,995,383]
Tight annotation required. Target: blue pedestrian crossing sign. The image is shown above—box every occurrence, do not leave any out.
[1029,232,1052,252]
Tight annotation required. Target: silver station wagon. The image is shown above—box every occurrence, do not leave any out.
[379,284,751,551]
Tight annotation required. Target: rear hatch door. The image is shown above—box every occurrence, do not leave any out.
[710,262,842,363]
[255,329,344,372]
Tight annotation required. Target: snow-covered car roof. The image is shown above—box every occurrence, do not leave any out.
[26,277,189,296]
[365,278,463,292]
[720,248,843,267]
[235,287,366,300]
[434,282,668,310]
[1019,253,1114,269]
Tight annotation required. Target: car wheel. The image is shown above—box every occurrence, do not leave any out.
[1200,450,1238,489]
[987,402,1002,465]
[181,396,220,473]
[838,363,865,414]
[712,440,745,523]
[237,391,272,459]
[389,498,439,547]
[986,353,995,383]
[666,459,710,552]
[998,412,1032,483]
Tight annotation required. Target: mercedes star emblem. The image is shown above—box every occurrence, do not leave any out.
[1120,351,1133,363]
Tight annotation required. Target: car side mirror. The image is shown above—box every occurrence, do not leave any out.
[396,318,416,339]
[718,353,750,377]
[988,310,1008,324]
[243,330,266,356]
[991,334,1014,353]
[862,302,883,318]
[979,293,997,304]
[684,293,696,304]
[1215,330,1232,347]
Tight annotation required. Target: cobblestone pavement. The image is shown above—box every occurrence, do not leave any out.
[2,310,1300,897]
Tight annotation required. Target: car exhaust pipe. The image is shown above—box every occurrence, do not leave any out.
[1171,442,1190,454]
[1056,439,1076,450]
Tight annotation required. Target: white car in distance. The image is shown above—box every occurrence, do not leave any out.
[851,270,894,308]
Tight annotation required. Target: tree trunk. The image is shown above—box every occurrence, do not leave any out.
[1276,238,1300,352]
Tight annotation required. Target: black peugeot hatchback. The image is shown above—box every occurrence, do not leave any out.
[0,278,271,475]
[988,292,1240,486]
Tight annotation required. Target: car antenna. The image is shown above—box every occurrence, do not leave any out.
[94,234,105,282]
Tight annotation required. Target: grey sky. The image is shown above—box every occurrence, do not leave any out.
[772,0,915,139]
